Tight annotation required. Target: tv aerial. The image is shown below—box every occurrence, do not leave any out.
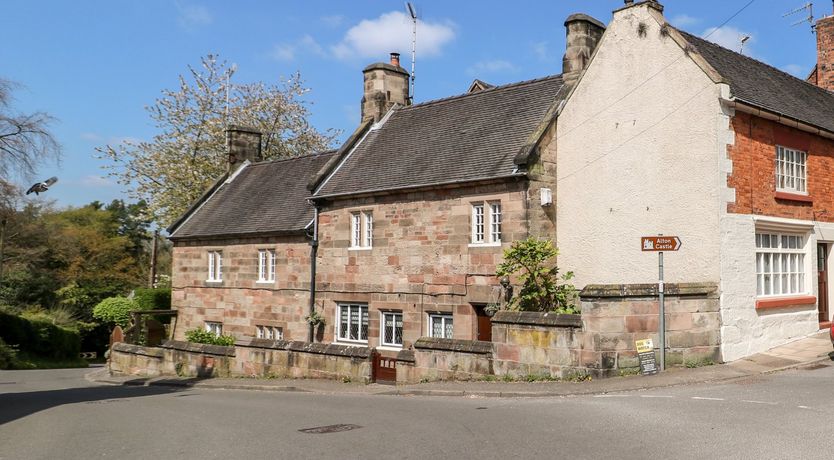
[783,2,815,32]
[405,2,417,103]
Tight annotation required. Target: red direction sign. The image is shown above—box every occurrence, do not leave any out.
[641,236,681,251]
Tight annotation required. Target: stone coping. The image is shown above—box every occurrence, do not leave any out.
[161,340,236,357]
[235,337,372,359]
[396,349,416,363]
[413,337,493,355]
[111,342,164,358]
[491,311,582,328]
[580,282,718,299]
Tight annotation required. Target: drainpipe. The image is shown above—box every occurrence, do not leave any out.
[308,204,319,342]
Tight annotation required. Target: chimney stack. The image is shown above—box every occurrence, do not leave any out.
[361,53,410,123]
[813,12,834,91]
[226,126,262,172]
[562,13,606,85]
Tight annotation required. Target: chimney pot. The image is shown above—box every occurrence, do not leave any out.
[390,52,401,67]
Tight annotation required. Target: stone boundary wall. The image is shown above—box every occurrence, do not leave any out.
[109,339,372,383]
[396,337,493,383]
[580,282,721,370]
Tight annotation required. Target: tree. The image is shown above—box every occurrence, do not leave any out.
[496,238,578,314]
[0,79,60,180]
[97,55,338,226]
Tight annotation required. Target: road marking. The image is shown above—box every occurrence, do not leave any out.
[797,405,812,409]
[741,400,777,405]
[691,397,724,401]
[640,395,674,398]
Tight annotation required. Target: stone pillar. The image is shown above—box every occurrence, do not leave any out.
[361,53,410,123]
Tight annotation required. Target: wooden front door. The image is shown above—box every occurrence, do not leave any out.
[818,243,829,324]
[474,305,492,342]
[373,352,397,384]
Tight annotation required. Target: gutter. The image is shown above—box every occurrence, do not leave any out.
[721,97,834,141]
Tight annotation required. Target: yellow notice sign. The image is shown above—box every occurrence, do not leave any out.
[635,339,654,353]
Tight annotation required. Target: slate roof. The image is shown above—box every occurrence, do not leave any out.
[314,75,565,198]
[679,30,834,134]
[170,152,335,239]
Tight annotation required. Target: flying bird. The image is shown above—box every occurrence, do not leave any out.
[25,176,58,195]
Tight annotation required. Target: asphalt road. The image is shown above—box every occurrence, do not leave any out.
[1,364,833,460]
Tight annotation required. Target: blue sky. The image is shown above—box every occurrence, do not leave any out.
[1,0,824,208]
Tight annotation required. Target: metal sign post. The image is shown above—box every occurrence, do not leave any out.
[641,235,681,372]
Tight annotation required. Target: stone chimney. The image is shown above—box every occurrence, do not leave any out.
[813,11,834,91]
[562,13,606,85]
[361,52,410,123]
[226,126,262,172]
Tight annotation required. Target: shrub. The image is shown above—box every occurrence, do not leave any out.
[184,328,235,346]
[0,311,81,360]
[0,337,18,369]
[92,297,138,328]
[496,238,578,314]
[133,288,171,311]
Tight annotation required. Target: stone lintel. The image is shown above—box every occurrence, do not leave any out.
[413,337,493,355]
[491,311,583,328]
[580,282,718,299]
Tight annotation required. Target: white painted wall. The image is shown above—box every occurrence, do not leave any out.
[557,4,723,288]
[719,214,822,361]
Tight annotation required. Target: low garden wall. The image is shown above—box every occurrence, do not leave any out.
[109,338,372,383]
[396,337,493,383]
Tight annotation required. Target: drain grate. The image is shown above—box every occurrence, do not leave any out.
[299,424,362,434]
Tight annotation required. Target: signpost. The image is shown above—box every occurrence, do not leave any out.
[640,235,682,371]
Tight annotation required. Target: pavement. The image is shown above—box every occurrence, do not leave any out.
[86,330,834,398]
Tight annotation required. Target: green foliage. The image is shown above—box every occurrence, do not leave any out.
[496,238,578,314]
[0,337,18,369]
[0,310,81,361]
[184,328,235,346]
[305,310,325,326]
[133,287,171,310]
[92,296,138,328]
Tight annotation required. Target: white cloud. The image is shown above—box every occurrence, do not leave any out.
[321,15,344,28]
[270,35,326,61]
[532,41,551,62]
[80,175,114,187]
[702,26,757,57]
[332,11,455,60]
[466,59,518,76]
[670,14,700,28]
[176,2,212,29]
[782,64,806,77]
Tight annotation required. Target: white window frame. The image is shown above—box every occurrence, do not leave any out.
[775,145,808,194]
[205,321,222,336]
[336,303,369,343]
[470,201,502,246]
[349,211,373,249]
[428,313,454,339]
[207,251,222,282]
[755,232,807,297]
[256,325,283,340]
[257,249,276,283]
[380,311,403,348]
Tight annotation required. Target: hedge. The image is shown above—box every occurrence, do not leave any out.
[0,311,81,360]
[133,288,171,311]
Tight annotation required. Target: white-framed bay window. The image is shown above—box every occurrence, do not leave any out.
[207,250,222,282]
[337,303,368,343]
[257,249,276,283]
[776,145,807,194]
[428,313,454,339]
[350,211,373,249]
[471,201,502,245]
[756,232,807,297]
[380,311,403,347]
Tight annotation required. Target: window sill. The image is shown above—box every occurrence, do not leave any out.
[348,247,372,251]
[755,295,816,310]
[255,280,275,284]
[205,280,223,284]
[468,242,502,248]
[334,340,369,347]
[376,345,403,351]
[774,191,812,203]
